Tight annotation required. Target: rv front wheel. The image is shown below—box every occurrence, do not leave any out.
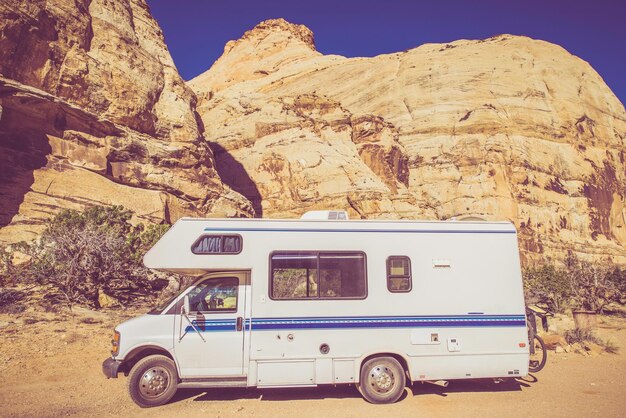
[359,356,406,404]
[127,354,178,408]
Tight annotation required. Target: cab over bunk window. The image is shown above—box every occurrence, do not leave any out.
[270,252,367,300]
[191,234,242,254]
[387,256,412,292]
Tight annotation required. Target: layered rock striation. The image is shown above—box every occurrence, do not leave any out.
[1,4,624,264]
[190,19,626,263]
[0,0,252,244]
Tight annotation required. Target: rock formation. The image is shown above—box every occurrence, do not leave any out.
[190,19,626,263]
[0,0,252,244]
[1,3,624,264]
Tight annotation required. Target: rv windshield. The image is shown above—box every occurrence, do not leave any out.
[147,283,194,315]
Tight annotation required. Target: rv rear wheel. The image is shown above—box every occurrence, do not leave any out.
[359,356,406,404]
[127,354,178,408]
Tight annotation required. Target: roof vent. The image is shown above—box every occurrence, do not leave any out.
[300,210,349,220]
[455,216,487,222]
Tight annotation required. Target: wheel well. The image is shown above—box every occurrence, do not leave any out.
[122,346,174,376]
[361,352,411,381]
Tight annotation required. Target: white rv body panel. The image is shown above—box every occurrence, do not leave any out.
[128,217,529,389]
[114,314,175,360]
[171,271,251,378]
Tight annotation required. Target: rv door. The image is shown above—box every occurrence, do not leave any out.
[173,272,249,378]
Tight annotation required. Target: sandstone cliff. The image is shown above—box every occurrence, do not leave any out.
[190,19,626,263]
[1,4,624,264]
[0,0,252,244]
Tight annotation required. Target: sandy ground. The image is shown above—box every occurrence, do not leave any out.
[1,310,625,418]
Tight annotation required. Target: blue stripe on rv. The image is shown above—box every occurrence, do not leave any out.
[185,315,525,332]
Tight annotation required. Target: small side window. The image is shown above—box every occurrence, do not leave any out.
[387,256,412,293]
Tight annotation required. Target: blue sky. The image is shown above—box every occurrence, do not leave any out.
[148,0,625,106]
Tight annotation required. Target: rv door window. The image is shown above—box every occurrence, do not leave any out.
[386,256,412,292]
[186,277,238,313]
[270,252,366,300]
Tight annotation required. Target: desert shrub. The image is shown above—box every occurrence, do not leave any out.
[523,264,570,313]
[0,287,27,313]
[564,253,618,313]
[606,267,626,305]
[563,327,619,353]
[0,249,8,286]
[0,247,19,286]
[126,223,171,265]
[9,205,170,310]
[523,253,624,314]
[564,327,603,345]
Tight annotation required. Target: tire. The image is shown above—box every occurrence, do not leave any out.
[359,356,406,404]
[127,354,179,408]
[528,335,547,373]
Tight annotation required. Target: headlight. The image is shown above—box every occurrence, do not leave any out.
[111,330,120,357]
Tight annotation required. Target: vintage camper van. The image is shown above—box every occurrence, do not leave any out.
[102,211,529,407]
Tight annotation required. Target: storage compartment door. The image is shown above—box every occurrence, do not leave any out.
[257,360,315,386]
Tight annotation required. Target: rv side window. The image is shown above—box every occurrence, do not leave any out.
[191,234,242,254]
[270,252,367,300]
[387,256,412,292]
[271,253,319,299]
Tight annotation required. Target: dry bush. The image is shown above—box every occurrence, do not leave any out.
[564,328,619,354]
[565,253,621,313]
[523,252,625,314]
[3,205,170,310]
[0,288,27,313]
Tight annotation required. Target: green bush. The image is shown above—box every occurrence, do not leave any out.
[3,205,170,310]
[606,267,626,305]
[0,247,17,286]
[523,252,625,314]
[564,252,618,313]
[523,264,570,313]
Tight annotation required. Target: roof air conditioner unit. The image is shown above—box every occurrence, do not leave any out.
[300,210,349,220]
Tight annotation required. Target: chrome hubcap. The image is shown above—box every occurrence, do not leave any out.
[368,365,395,393]
[139,367,170,398]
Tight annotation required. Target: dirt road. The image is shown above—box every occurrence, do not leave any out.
[1,311,625,417]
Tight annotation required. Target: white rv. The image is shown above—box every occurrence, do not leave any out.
[102,211,530,407]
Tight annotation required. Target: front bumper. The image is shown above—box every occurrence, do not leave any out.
[102,357,123,379]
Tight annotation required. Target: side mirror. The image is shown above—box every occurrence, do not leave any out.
[182,294,190,315]
[178,294,206,343]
